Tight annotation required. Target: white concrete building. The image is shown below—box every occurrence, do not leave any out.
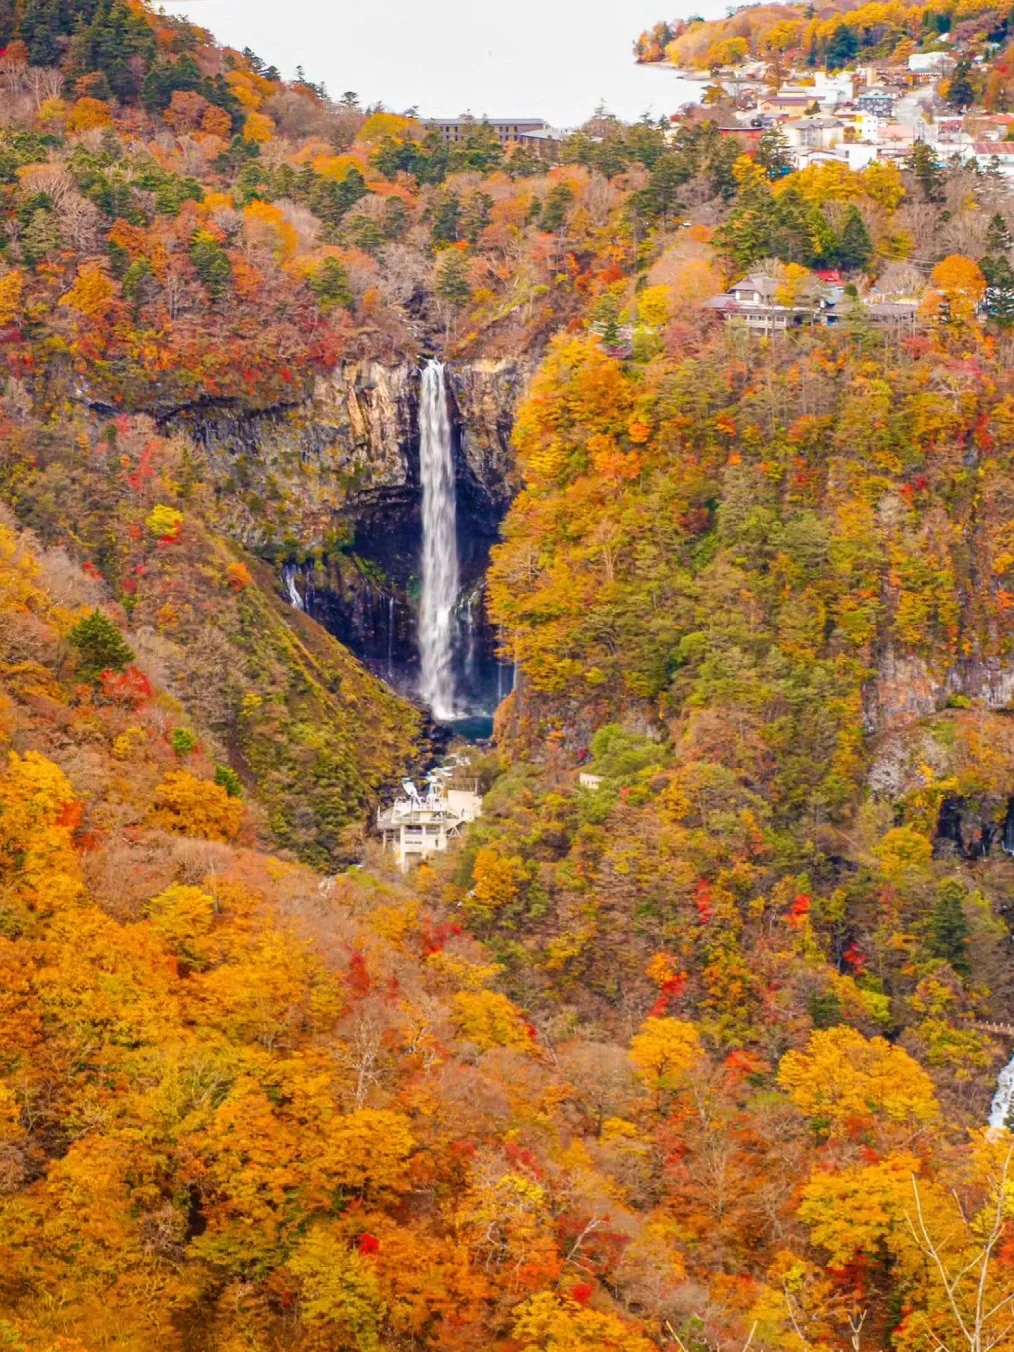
[377,775,483,871]
[781,72,855,104]
[909,51,954,74]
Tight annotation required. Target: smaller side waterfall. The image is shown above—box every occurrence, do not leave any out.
[989,1054,1014,1131]
[418,361,460,721]
[283,564,304,612]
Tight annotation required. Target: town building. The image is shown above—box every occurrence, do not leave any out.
[857,89,895,116]
[826,297,918,328]
[704,272,827,333]
[757,94,815,117]
[425,117,549,146]
[969,142,1014,174]
[840,141,881,170]
[377,774,483,872]
[707,274,920,335]
[782,115,844,156]
[778,74,854,108]
[909,51,954,75]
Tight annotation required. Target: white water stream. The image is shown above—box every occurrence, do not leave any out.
[282,564,304,612]
[418,361,460,721]
[989,1054,1014,1131]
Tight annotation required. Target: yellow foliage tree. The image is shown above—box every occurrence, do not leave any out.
[798,1152,937,1272]
[287,1227,387,1350]
[146,884,217,966]
[67,97,111,132]
[862,159,906,210]
[0,751,82,913]
[452,989,533,1051]
[873,824,933,885]
[637,284,673,328]
[777,1026,939,1131]
[242,111,275,144]
[0,269,24,327]
[59,262,116,322]
[921,254,986,329]
[470,846,524,917]
[323,1108,415,1197]
[146,503,184,538]
[0,750,76,866]
[511,1291,657,1352]
[358,111,418,143]
[775,263,815,308]
[628,1017,704,1098]
[706,36,749,66]
[147,770,244,842]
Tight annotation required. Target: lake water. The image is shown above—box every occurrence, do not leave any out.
[160,0,711,129]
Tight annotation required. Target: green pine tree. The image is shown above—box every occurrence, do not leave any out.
[68,609,135,683]
[308,257,353,313]
[947,58,976,111]
[541,182,575,233]
[429,189,462,246]
[929,878,971,977]
[907,141,944,203]
[986,211,1013,257]
[0,0,17,47]
[435,249,471,310]
[757,127,792,179]
[982,254,1014,327]
[837,204,874,272]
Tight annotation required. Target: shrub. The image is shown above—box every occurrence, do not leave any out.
[146,504,184,540]
[170,728,198,756]
[214,764,243,798]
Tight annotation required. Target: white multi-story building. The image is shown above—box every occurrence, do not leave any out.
[909,51,954,75]
[377,774,483,871]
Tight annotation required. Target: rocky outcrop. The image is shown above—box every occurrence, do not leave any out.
[447,359,531,509]
[864,648,1014,736]
[168,357,534,550]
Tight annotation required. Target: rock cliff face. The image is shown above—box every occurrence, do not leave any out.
[864,649,1014,735]
[169,356,534,708]
[170,357,531,546]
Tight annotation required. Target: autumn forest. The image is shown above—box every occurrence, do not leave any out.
[1,0,1014,1349]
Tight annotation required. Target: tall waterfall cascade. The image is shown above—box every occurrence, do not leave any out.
[418,361,460,721]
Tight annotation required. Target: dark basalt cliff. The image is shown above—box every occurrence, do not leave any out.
[167,357,534,707]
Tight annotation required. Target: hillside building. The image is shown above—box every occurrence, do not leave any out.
[426,117,549,146]
[377,775,483,871]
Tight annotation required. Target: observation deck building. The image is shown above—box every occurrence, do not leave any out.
[377,776,483,871]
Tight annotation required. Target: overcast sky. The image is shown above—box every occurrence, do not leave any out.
[158,0,724,128]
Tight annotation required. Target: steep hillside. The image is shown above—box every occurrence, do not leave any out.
[0,407,421,867]
[637,0,1010,73]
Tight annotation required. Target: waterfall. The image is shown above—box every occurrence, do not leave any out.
[418,360,460,721]
[387,596,395,680]
[989,1054,1014,1132]
[283,564,304,612]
